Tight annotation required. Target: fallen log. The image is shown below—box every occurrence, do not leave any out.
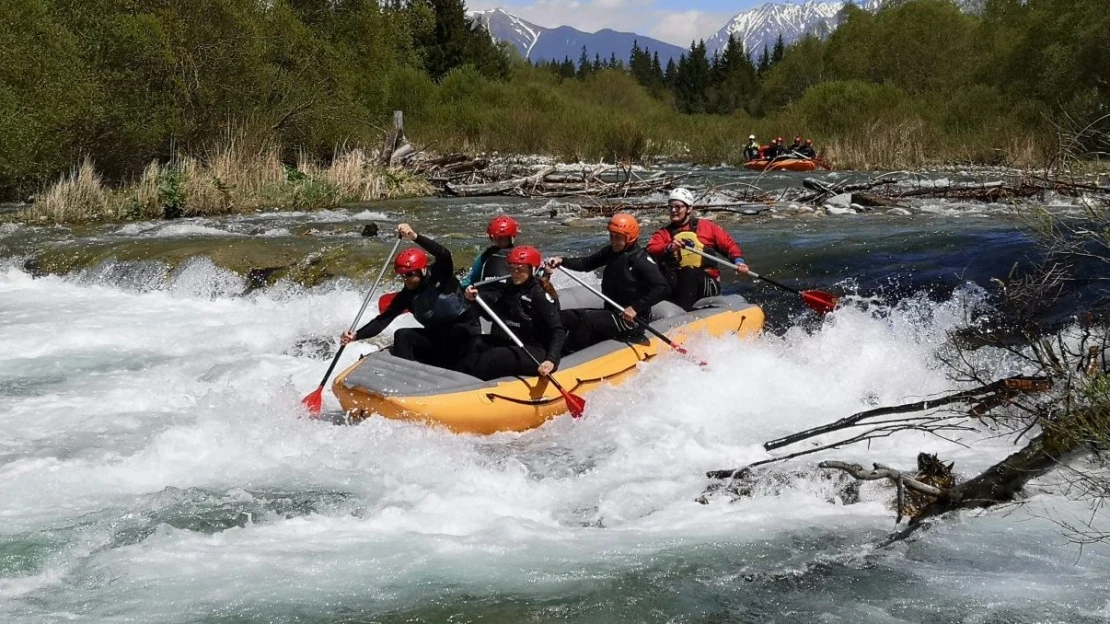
[579,201,774,216]
[444,166,557,197]
[913,426,1086,522]
[851,191,898,207]
[891,181,1045,202]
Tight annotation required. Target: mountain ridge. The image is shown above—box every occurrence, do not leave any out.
[468,8,687,65]
[472,0,984,67]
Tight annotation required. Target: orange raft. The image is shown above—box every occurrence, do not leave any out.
[332,290,764,434]
[743,158,820,172]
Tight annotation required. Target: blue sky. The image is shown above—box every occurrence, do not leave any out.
[467,0,773,47]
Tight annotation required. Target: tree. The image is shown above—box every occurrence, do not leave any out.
[409,0,508,80]
[663,58,677,88]
[673,40,710,113]
[771,33,785,65]
[760,35,826,111]
[757,44,771,75]
[707,33,758,115]
[0,0,98,195]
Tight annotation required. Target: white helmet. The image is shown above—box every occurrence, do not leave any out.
[668,188,695,207]
[748,134,756,140]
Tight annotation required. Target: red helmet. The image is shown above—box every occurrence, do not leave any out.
[607,213,640,242]
[775,136,783,144]
[794,135,802,142]
[508,245,542,268]
[487,215,519,238]
[805,138,813,145]
[394,248,428,275]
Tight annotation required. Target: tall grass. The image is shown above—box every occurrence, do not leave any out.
[29,159,110,223]
[18,137,431,224]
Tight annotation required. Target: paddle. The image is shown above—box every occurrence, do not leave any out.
[555,266,708,367]
[301,236,403,415]
[678,242,839,316]
[377,275,510,314]
[783,149,831,170]
[471,293,586,418]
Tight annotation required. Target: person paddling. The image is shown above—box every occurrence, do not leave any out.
[744,134,761,161]
[461,246,566,380]
[798,138,817,159]
[765,137,786,160]
[647,188,748,311]
[462,214,519,303]
[342,223,479,371]
[546,213,669,354]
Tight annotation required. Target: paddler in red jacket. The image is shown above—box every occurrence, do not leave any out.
[646,188,749,311]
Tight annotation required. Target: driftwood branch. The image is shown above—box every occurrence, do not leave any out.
[762,375,1053,451]
[819,461,945,496]
[706,416,976,481]
[444,166,557,197]
[579,201,774,217]
[443,164,678,199]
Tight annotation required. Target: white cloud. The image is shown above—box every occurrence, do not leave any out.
[469,1,732,46]
[650,10,734,47]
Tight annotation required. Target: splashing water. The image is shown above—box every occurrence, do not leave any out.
[2,249,1109,621]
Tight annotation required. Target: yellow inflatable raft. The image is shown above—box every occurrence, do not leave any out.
[332,288,764,434]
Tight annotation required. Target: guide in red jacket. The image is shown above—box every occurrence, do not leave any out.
[646,188,749,311]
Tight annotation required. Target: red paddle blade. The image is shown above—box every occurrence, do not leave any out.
[301,386,323,415]
[561,389,587,419]
[669,343,709,367]
[801,290,839,315]
[377,292,397,314]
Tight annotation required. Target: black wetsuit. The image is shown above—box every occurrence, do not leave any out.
[465,277,567,380]
[354,234,479,370]
[558,242,670,354]
[466,245,512,304]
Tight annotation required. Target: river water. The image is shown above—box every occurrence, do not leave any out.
[2,168,1109,622]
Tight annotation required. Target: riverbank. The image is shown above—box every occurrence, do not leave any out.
[10,144,1107,229]
[7,144,433,226]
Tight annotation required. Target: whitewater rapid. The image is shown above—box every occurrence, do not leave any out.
[2,256,1109,621]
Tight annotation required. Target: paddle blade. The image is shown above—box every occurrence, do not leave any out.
[301,386,323,415]
[561,389,587,419]
[377,292,396,314]
[801,290,839,315]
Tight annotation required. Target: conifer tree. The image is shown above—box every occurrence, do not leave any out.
[577,46,591,78]
[771,33,786,65]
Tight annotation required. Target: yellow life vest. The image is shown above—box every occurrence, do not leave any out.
[673,230,704,268]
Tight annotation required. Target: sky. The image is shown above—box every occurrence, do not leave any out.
[466,0,771,47]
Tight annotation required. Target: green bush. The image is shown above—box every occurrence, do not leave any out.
[788,80,911,135]
[601,117,647,162]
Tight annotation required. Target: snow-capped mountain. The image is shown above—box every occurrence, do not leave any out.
[705,0,883,58]
[471,1,986,68]
[707,0,983,58]
[469,8,686,65]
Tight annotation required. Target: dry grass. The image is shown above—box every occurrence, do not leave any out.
[823,119,931,170]
[15,137,435,224]
[28,159,111,222]
[130,161,164,216]
[300,148,433,201]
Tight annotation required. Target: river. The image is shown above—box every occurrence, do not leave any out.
[2,168,1108,622]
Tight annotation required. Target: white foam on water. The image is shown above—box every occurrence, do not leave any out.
[350,210,391,221]
[1,264,1107,620]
